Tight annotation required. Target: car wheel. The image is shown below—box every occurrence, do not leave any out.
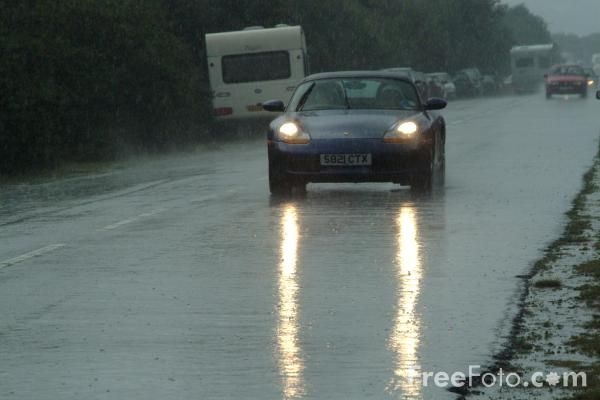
[546,91,552,99]
[410,145,434,191]
[582,89,588,98]
[437,136,446,186]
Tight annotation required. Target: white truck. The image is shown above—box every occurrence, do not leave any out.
[510,44,555,93]
[205,25,308,121]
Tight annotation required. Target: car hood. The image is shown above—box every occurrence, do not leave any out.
[290,109,420,139]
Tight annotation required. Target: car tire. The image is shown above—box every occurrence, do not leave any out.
[410,145,434,191]
[582,89,588,98]
[437,137,446,187]
[546,91,552,99]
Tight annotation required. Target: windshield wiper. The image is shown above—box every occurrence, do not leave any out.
[296,82,316,111]
[342,83,351,110]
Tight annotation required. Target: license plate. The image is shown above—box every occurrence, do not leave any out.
[246,104,263,112]
[320,154,372,166]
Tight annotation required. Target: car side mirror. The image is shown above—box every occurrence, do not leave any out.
[596,90,600,100]
[425,98,447,110]
[262,100,285,112]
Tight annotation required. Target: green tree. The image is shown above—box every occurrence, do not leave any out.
[502,4,552,45]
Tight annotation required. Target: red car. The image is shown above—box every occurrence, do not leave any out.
[545,64,588,99]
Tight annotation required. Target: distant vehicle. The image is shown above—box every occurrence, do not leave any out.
[262,71,447,193]
[592,53,600,75]
[510,44,555,93]
[426,75,446,99]
[426,72,456,99]
[583,67,598,89]
[412,71,430,99]
[544,64,588,99]
[482,75,498,95]
[205,25,308,121]
[461,68,483,94]
[452,72,472,97]
[592,54,600,64]
[383,67,429,99]
[453,68,482,97]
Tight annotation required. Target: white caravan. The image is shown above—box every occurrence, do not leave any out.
[205,25,308,121]
[510,44,555,92]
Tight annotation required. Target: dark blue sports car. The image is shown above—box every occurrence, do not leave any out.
[262,71,447,194]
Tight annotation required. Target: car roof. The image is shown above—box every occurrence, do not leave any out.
[301,70,413,84]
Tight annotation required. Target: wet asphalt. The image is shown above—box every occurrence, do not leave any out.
[0,93,599,399]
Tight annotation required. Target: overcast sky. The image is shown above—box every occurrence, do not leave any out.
[502,0,600,36]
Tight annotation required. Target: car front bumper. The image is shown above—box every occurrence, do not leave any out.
[268,138,426,183]
[546,83,586,93]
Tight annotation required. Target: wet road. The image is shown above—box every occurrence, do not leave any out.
[0,93,598,399]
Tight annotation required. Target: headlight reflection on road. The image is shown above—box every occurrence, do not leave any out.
[277,204,305,398]
[388,205,423,397]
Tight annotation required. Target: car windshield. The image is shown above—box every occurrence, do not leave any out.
[552,65,584,75]
[288,78,420,111]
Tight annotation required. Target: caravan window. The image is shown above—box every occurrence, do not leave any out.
[222,51,291,83]
[515,57,534,68]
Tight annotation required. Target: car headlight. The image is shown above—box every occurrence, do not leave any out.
[588,79,595,86]
[384,121,419,143]
[277,122,311,144]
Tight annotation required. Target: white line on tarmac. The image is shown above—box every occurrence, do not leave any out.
[100,208,166,231]
[0,244,66,269]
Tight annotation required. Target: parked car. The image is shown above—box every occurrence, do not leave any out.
[383,67,428,99]
[482,75,498,95]
[412,70,430,99]
[544,64,588,98]
[262,71,447,193]
[459,68,483,96]
[426,75,446,99]
[453,69,482,98]
[426,72,456,99]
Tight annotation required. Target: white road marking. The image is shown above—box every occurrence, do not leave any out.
[0,244,66,269]
[448,119,465,126]
[255,176,267,181]
[100,208,165,231]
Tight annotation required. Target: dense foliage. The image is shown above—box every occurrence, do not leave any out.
[0,0,552,174]
[501,4,552,46]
